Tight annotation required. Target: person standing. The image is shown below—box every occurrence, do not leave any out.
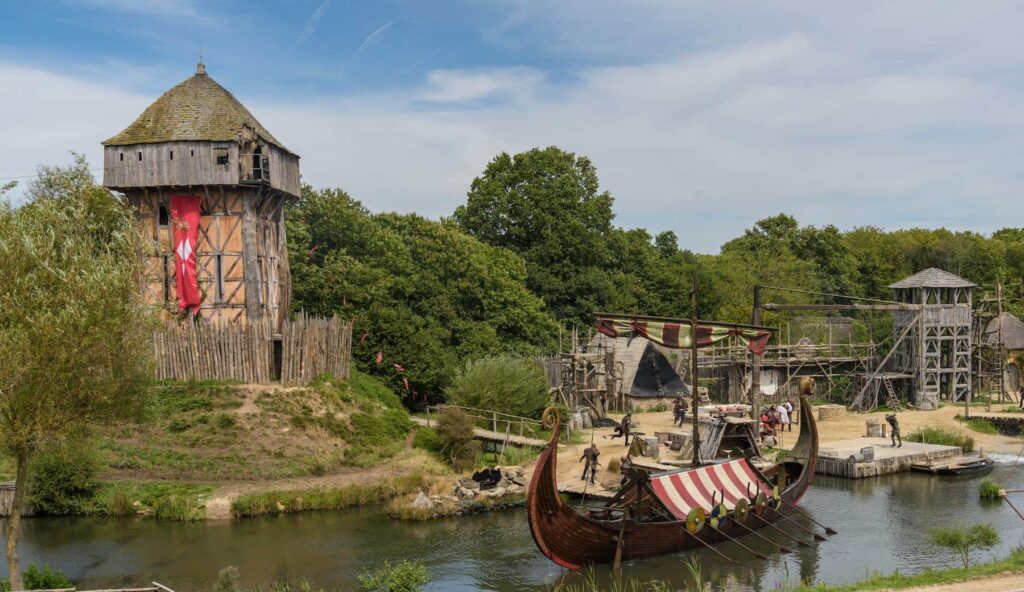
[886,413,902,448]
[783,398,795,428]
[776,401,791,433]
[673,396,687,427]
[1018,384,1024,409]
[579,443,600,484]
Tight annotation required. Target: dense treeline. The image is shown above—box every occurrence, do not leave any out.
[288,146,1024,399]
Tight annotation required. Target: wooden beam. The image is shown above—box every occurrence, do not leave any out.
[763,303,923,311]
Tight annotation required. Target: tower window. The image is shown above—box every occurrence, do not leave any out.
[191,149,195,157]
[215,254,224,303]
[138,152,142,161]
[158,204,169,226]
[170,150,174,160]
[119,153,124,161]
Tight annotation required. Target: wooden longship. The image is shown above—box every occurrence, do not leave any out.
[527,395,819,568]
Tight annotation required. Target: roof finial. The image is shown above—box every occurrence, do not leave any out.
[197,47,206,75]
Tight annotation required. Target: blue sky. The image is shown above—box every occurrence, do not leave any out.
[2,1,1023,252]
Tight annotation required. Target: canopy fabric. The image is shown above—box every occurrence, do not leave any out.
[648,459,772,519]
[596,319,770,355]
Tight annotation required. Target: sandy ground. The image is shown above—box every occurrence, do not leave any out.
[900,571,1024,591]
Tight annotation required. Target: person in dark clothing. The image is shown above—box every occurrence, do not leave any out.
[1019,385,1024,409]
[673,396,688,427]
[619,455,634,486]
[885,413,902,447]
[579,444,600,484]
[606,412,633,445]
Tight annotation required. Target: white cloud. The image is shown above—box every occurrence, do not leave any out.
[69,0,199,18]
[5,2,1024,251]
[419,67,544,103]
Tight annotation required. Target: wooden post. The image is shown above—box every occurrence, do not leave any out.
[750,285,763,424]
[691,276,702,468]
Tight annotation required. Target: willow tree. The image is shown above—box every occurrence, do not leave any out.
[0,157,151,589]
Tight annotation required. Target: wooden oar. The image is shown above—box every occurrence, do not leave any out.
[765,506,827,541]
[677,527,739,566]
[749,512,811,547]
[730,517,794,554]
[778,500,837,535]
[707,523,770,560]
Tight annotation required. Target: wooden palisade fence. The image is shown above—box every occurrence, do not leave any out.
[154,314,351,384]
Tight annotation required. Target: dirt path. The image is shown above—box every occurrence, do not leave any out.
[897,571,1024,591]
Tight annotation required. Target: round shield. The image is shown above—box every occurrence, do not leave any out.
[686,507,706,533]
[753,492,768,515]
[708,503,728,528]
[734,498,750,523]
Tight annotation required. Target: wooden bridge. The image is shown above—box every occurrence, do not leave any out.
[413,404,561,449]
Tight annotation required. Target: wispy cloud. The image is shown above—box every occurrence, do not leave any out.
[293,0,332,50]
[419,67,543,103]
[356,21,393,55]
[70,0,199,18]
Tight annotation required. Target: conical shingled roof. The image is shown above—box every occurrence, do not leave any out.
[982,312,1024,350]
[103,63,294,155]
[888,268,977,289]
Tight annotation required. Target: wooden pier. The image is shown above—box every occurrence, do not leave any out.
[816,437,961,479]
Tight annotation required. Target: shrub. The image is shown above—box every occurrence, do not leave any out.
[928,523,1000,569]
[153,494,205,521]
[215,413,237,429]
[906,426,975,452]
[28,441,101,515]
[446,355,550,419]
[412,428,443,454]
[979,478,1002,501]
[350,370,403,410]
[17,564,73,590]
[214,566,240,592]
[435,408,480,471]
[357,560,428,592]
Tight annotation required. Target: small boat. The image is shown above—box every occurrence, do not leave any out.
[910,455,994,476]
[526,394,821,568]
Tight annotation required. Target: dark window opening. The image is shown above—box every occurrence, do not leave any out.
[191,149,195,157]
[138,152,142,161]
[158,204,169,226]
[215,147,229,165]
[252,146,265,180]
[119,153,124,161]
[214,254,224,303]
[170,150,174,160]
[162,255,172,302]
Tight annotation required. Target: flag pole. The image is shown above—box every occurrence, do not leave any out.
[691,275,702,468]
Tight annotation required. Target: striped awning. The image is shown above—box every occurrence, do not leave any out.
[648,459,772,519]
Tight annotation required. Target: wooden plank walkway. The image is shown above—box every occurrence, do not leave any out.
[411,416,548,448]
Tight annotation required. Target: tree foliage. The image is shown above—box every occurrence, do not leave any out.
[446,355,551,419]
[0,156,152,589]
[928,523,1000,569]
[288,186,557,398]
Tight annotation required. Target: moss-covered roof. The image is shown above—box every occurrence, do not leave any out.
[103,64,294,154]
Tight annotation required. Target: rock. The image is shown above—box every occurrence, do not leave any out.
[411,491,433,511]
[484,487,507,498]
[458,478,480,491]
[510,476,526,486]
[456,486,477,500]
[276,502,286,512]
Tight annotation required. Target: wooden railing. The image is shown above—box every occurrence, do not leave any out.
[424,403,570,441]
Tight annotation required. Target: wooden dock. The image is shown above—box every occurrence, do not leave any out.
[816,437,961,479]
[411,416,548,448]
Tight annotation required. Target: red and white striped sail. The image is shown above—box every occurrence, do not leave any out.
[648,459,772,519]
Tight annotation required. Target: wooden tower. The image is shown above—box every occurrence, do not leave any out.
[102,61,298,329]
[890,268,975,409]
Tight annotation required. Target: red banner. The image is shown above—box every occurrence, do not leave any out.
[171,195,202,313]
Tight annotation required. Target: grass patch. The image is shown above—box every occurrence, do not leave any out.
[83,482,213,518]
[783,545,1024,591]
[956,415,999,435]
[230,473,427,518]
[906,426,975,452]
[979,478,1002,501]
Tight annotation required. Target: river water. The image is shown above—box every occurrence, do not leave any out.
[4,464,1024,591]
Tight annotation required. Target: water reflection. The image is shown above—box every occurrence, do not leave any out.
[3,464,1024,591]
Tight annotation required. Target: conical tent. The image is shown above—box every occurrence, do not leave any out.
[591,334,689,399]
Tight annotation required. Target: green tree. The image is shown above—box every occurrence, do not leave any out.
[446,355,551,418]
[453,147,616,325]
[288,186,556,397]
[928,523,1000,569]
[0,157,151,589]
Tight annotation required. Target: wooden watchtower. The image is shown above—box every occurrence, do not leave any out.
[890,268,975,408]
[102,60,298,329]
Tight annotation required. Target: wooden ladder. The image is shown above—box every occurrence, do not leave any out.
[882,376,902,411]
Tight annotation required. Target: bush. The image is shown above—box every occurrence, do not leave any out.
[412,428,442,454]
[357,560,428,592]
[979,478,1002,501]
[28,441,101,515]
[435,408,480,472]
[214,566,240,592]
[8,564,75,590]
[906,426,975,452]
[153,494,205,521]
[928,523,1000,569]
[446,355,550,419]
